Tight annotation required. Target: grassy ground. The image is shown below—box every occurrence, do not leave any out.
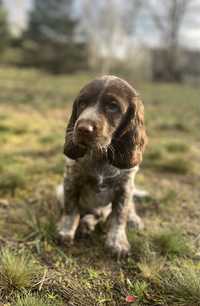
[0,66,200,305]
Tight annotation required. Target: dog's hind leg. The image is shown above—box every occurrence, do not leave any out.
[79,204,112,235]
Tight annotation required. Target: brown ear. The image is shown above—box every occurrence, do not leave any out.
[63,98,87,159]
[108,96,147,169]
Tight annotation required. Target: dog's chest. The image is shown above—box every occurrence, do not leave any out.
[77,162,119,211]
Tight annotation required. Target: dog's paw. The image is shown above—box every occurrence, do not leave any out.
[79,214,97,235]
[128,213,144,230]
[57,215,77,245]
[57,229,74,245]
[106,232,130,257]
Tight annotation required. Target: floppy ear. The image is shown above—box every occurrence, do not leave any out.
[63,98,87,159]
[108,95,147,169]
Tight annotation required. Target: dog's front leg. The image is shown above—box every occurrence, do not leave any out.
[57,176,80,245]
[58,208,80,245]
[106,185,132,257]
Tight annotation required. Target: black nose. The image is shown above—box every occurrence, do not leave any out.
[76,121,95,136]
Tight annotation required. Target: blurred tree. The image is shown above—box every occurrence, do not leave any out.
[80,0,143,74]
[149,0,194,82]
[0,0,10,55]
[23,0,87,73]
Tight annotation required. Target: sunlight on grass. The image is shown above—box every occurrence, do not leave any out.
[14,292,61,306]
[0,248,43,294]
[138,257,165,281]
[159,260,200,306]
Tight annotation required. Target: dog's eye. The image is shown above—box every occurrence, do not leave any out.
[106,101,120,113]
[78,100,86,109]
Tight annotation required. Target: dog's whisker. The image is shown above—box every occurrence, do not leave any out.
[108,144,115,160]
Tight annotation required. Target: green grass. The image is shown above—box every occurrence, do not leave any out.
[159,157,193,175]
[152,229,192,258]
[127,279,149,304]
[0,169,26,196]
[159,260,200,306]
[14,292,64,306]
[165,142,189,153]
[0,249,43,295]
[0,66,200,305]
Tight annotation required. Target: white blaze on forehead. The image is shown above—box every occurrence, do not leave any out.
[78,105,99,122]
[77,75,139,123]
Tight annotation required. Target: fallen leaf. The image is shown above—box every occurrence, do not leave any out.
[125,295,137,303]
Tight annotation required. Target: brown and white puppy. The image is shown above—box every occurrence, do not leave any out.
[57,75,147,256]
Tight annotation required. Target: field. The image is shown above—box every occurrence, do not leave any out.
[0,66,200,305]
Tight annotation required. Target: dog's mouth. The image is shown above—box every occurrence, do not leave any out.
[73,133,95,147]
[73,133,111,151]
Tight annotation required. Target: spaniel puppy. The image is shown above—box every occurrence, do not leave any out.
[57,75,147,256]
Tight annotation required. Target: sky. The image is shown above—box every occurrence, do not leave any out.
[3,0,32,34]
[3,0,200,50]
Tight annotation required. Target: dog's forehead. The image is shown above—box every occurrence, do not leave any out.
[79,79,104,97]
[79,75,137,99]
[103,78,134,99]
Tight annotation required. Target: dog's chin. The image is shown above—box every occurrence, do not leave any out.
[73,135,111,150]
[73,137,94,149]
[73,140,112,160]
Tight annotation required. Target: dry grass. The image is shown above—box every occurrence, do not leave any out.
[0,248,43,295]
[0,66,200,305]
[159,260,200,306]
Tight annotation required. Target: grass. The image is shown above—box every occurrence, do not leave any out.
[0,66,200,304]
[0,249,42,295]
[127,279,149,304]
[137,257,165,280]
[0,170,26,196]
[152,229,192,257]
[15,292,62,306]
[159,157,193,175]
[22,207,58,244]
[159,260,200,305]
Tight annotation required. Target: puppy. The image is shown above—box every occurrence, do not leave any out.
[57,75,147,256]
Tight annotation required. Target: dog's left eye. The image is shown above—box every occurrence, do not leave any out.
[106,101,120,113]
[79,100,86,110]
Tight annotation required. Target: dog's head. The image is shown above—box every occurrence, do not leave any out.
[64,75,147,169]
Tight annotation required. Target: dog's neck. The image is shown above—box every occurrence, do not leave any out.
[76,151,136,178]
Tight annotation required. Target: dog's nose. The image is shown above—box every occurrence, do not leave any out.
[77,121,95,136]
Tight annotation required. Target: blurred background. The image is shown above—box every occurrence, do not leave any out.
[1,0,200,81]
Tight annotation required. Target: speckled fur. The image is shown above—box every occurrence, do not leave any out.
[57,75,147,256]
